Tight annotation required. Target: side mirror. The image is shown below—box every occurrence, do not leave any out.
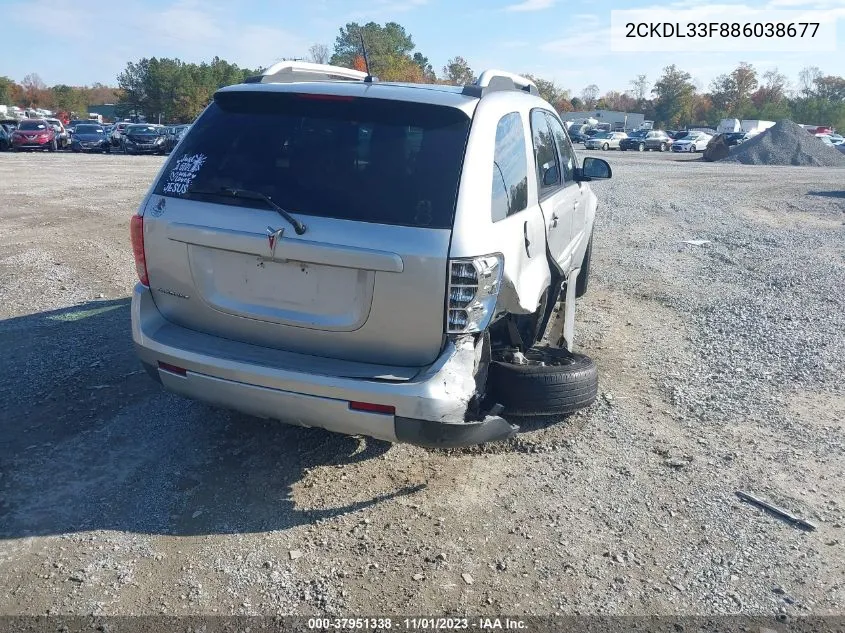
[577,157,612,181]
[542,164,559,186]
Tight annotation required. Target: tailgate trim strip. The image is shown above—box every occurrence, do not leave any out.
[167,222,404,273]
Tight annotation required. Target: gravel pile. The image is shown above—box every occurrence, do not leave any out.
[720,119,845,166]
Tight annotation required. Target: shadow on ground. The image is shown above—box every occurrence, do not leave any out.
[806,190,845,199]
[0,299,420,540]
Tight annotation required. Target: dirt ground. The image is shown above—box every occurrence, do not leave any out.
[0,151,843,619]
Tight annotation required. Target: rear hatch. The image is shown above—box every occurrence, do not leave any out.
[142,89,471,367]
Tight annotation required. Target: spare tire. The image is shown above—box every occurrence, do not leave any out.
[487,346,598,416]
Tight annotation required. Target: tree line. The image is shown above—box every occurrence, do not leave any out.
[2,20,844,130]
[0,74,117,117]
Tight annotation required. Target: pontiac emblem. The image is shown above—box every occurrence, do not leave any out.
[266,226,285,257]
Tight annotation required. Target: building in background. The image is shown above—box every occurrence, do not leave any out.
[87,103,117,123]
[563,110,645,132]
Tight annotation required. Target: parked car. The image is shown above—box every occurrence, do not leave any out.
[129,63,612,448]
[121,124,168,154]
[70,123,111,153]
[671,131,713,153]
[110,122,132,147]
[619,129,672,152]
[567,129,589,144]
[164,124,191,153]
[45,118,70,149]
[828,134,844,145]
[584,131,627,150]
[723,132,748,147]
[67,119,89,135]
[10,119,58,151]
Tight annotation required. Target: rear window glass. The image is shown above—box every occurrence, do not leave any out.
[155,91,471,229]
[19,121,47,130]
[127,125,160,134]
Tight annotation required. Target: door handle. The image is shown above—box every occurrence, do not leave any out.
[551,213,559,228]
[523,221,531,256]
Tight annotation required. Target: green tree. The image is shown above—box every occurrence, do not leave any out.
[50,85,88,115]
[441,56,475,85]
[523,74,569,108]
[710,62,757,116]
[117,56,254,123]
[330,22,418,79]
[814,75,845,101]
[0,76,15,105]
[412,52,435,82]
[652,64,696,127]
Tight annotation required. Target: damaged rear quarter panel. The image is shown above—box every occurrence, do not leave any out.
[449,92,552,317]
[401,335,487,423]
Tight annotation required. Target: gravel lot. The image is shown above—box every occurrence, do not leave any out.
[1,150,844,618]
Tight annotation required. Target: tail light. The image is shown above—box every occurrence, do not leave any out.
[446,254,503,334]
[130,214,149,286]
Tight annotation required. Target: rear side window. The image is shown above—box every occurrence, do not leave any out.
[155,91,471,229]
[491,112,528,222]
[530,110,559,194]
[545,114,576,184]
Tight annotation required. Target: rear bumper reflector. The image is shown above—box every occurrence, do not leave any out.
[158,361,187,376]
[349,401,396,415]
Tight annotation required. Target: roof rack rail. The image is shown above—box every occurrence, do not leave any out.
[245,60,369,84]
[461,69,539,98]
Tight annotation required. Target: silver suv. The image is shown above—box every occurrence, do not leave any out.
[130,62,612,448]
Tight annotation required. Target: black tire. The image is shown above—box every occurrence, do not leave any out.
[638,142,645,152]
[690,144,696,152]
[48,139,57,152]
[488,347,598,417]
[575,233,592,298]
[601,142,609,151]
[659,143,667,152]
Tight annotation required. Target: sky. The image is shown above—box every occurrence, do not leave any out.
[3,0,844,98]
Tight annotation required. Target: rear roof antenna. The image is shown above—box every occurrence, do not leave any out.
[359,30,377,83]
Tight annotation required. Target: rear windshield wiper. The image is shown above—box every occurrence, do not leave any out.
[186,186,307,235]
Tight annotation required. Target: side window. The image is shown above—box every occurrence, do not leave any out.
[491,112,529,222]
[545,113,576,184]
[530,110,559,194]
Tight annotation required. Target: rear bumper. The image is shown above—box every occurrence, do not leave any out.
[124,144,163,153]
[131,284,515,448]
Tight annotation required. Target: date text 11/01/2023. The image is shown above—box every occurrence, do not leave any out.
[306,618,528,630]
[625,21,820,38]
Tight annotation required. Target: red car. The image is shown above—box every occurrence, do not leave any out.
[11,119,58,152]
